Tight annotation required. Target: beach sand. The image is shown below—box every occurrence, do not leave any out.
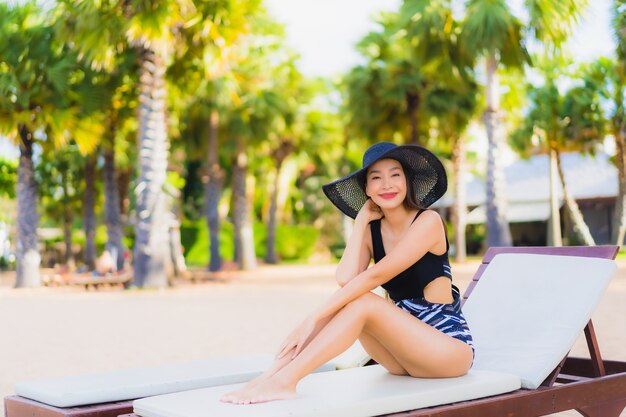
[1,260,625,417]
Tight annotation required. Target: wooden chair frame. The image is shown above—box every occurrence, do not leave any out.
[380,246,626,417]
[5,246,626,417]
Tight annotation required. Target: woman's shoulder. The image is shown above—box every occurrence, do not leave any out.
[415,209,443,223]
[412,210,446,239]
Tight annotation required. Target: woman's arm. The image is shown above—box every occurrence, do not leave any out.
[279,210,445,358]
[334,216,372,287]
[317,210,444,320]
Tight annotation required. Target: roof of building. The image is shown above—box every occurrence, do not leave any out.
[435,151,617,207]
[434,151,618,224]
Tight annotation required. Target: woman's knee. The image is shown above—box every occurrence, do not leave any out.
[343,292,379,318]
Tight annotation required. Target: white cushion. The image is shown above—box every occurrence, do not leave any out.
[133,365,521,417]
[463,253,616,389]
[14,355,335,407]
[330,340,371,369]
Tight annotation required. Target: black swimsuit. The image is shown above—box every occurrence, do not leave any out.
[371,210,452,301]
[370,209,474,350]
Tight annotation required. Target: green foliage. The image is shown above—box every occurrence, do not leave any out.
[512,58,607,157]
[461,0,528,67]
[36,143,85,220]
[0,0,602,269]
[562,79,607,152]
[72,224,108,253]
[525,0,588,48]
[614,0,626,62]
[274,225,319,261]
[182,221,232,266]
[465,223,486,255]
[0,157,17,198]
[0,2,78,144]
[181,221,319,266]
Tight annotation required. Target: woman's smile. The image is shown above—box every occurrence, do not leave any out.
[379,192,398,200]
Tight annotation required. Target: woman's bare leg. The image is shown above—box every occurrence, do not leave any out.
[220,314,334,402]
[223,292,473,404]
[358,331,408,375]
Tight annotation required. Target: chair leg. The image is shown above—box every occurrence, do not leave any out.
[576,399,626,417]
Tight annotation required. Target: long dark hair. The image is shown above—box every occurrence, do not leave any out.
[400,161,423,211]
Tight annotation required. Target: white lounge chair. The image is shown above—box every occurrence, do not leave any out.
[129,247,626,417]
[5,350,338,416]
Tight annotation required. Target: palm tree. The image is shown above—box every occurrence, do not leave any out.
[264,58,306,264]
[37,144,87,270]
[426,80,479,261]
[56,0,198,287]
[511,60,603,246]
[100,58,138,272]
[343,12,431,146]
[169,0,262,272]
[82,153,97,270]
[401,0,477,260]
[70,58,132,271]
[561,69,607,245]
[461,0,587,247]
[0,2,78,287]
[214,16,291,270]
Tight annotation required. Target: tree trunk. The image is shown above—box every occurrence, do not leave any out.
[83,154,97,270]
[406,92,420,146]
[15,125,40,287]
[265,140,294,264]
[612,129,626,245]
[63,207,74,270]
[231,137,256,270]
[451,136,467,262]
[555,150,595,245]
[205,109,224,272]
[265,158,283,264]
[484,53,512,248]
[547,148,562,246]
[132,46,171,288]
[167,193,187,277]
[62,173,75,271]
[117,167,131,222]
[104,128,125,272]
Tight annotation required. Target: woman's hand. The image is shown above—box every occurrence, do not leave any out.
[355,199,383,224]
[276,315,318,359]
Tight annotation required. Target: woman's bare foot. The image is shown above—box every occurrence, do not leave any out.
[220,374,297,405]
[220,370,273,403]
[220,356,291,403]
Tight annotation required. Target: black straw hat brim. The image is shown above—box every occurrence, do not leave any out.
[322,145,447,219]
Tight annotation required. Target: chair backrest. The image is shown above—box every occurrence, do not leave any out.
[462,246,619,305]
[462,248,617,389]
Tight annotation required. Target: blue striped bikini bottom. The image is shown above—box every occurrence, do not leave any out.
[394,285,474,351]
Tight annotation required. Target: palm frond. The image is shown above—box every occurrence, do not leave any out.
[73,116,105,155]
[462,0,528,67]
[46,54,76,93]
[525,0,588,47]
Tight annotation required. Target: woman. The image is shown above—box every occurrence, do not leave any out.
[221,141,474,405]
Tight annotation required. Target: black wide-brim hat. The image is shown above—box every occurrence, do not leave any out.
[322,142,447,219]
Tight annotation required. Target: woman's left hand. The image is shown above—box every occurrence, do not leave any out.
[276,315,318,359]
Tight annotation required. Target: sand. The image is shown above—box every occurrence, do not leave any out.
[1,260,625,417]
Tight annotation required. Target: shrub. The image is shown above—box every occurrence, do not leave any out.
[275,224,319,261]
[181,220,319,266]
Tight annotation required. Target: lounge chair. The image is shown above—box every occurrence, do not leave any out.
[125,246,626,417]
[4,353,339,417]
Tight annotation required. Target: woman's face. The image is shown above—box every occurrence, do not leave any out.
[365,158,407,210]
